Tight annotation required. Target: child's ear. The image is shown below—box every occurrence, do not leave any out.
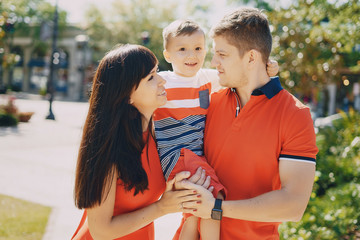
[163,50,171,63]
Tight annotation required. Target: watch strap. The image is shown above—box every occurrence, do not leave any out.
[214,198,222,210]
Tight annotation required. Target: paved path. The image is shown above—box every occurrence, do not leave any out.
[0,95,181,240]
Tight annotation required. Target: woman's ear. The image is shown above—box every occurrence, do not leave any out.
[129,98,134,104]
[163,50,171,63]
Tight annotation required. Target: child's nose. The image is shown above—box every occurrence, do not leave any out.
[187,50,196,58]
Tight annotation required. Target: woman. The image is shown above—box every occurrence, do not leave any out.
[72,44,200,240]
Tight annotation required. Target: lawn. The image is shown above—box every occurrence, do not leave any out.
[0,194,51,240]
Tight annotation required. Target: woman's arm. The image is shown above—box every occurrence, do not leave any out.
[180,161,315,222]
[87,171,199,240]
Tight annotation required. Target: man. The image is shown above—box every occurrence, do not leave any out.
[181,7,318,239]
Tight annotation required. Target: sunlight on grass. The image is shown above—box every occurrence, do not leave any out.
[0,194,51,240]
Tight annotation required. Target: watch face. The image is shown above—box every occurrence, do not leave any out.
[211,209,222,220]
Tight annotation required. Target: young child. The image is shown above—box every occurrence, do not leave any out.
[154,19,279,240]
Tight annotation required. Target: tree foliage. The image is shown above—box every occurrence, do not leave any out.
[0,0,68,86]
[268,0,360,95]
[83,0,178,70]
[0,0,67,48]
[227,0,360,97]
[82,0,217,70]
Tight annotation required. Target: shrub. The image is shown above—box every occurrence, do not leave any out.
[280,109,360,239]
[0,112,18,126]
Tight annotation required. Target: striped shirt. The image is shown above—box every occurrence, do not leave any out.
[154,69,221,179]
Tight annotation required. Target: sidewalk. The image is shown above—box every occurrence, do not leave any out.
[0,96,181,240]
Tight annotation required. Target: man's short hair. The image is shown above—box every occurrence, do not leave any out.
[162,19,205,49]
[210,7,272,64]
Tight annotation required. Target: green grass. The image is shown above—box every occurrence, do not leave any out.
[0,194,52,240]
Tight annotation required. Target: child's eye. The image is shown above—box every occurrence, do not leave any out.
[179,48,185,51]
[196,47,202,51]
[148,75,154,81]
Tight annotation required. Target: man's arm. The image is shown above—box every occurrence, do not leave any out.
[181,160,315,222]
[221,160,315,222]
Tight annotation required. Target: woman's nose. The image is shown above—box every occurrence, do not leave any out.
[158,74,166,85]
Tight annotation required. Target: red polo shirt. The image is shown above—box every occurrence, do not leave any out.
[204,77,318,240]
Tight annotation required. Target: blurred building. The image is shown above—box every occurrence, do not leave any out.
[2,25,92,101]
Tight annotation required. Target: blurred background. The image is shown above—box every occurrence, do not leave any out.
[0,0,359,239]
[1,0,359,114]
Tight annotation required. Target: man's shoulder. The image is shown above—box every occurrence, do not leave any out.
[276,90,312,121]
[278,89,309,111]
[210,88,228,104]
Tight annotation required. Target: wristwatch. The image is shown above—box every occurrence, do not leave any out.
[211,199,223,220]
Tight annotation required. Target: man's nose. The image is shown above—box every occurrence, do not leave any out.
[210,56,218,68]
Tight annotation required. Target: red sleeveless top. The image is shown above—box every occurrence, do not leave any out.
[72,132,166,240]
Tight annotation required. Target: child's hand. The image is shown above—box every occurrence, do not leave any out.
[187,167,211,189]
[158,179,198,214]
[266,59,279,77]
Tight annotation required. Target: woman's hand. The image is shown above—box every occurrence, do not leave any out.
[176,180,216,219]
[156,171,199,215]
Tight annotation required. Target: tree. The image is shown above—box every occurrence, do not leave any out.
[83,0,179,70]
[82,0,217,71]
[225,0,360,114]
[83,4,112,63]
[267,0,360,97]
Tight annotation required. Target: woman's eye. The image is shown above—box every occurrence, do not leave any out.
[148,76,154,81]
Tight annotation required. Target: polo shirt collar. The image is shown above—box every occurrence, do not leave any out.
[251,76,283,99]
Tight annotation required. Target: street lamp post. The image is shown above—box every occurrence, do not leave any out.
[75,34,89,102]
[46,0,59,120]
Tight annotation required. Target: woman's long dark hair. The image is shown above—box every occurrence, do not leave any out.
[74,44,158,209]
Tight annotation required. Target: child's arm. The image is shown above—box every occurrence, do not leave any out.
[266,59,279,77]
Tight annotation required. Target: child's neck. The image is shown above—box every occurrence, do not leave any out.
[173,70,197,78]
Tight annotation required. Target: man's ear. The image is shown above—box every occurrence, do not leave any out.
[163,50,171,63]
[248,49,262,66]
[248,49,256,64]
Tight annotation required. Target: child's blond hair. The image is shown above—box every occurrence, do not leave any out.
[162,19,205,49]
